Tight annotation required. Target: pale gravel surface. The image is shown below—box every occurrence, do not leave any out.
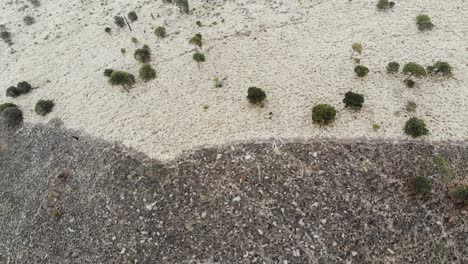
[1,0,467,161]
[0,122,467,263]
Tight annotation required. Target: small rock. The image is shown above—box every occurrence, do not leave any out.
[232,196,241,202]
[351,251,358,257]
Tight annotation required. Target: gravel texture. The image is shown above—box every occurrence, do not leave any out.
[0,122,467,263]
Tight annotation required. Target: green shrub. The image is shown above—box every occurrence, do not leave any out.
[404,117,428,137]
[1,106,23,126]
[411,176,432,194]
[0,103,17,113]
[139,64,156,81]
[23,15,35,25]
[312,104,336,125]
[114,16,125,28]
[403,62,427,78]
[351,43,362,55]
[354,65,369,77]
[109,71,136,92]
[247,87,266,104]
[104,69,114,77]
[1,31,12,45]
[134,45,151,63]
[405,79,416,88]
[35,100,54,116]
[6,86,20,98]
[131,37,138,44]
[189,33,203,48]
[377,0,395,10]
[405,101,417,112]
[427,61,453,77]
[343,91,364,109]
[372,123,381,131]
[193,52,205,64]
[105,27,111,34]
[176,0,190,14]
[121,48,126,54]
[196,21,202,27]
[386,62,400,74]
[128,11,138,22]
[416,14,434,31]
[155,26,167,38]
[451,186,468,205]
[16,81,32,94]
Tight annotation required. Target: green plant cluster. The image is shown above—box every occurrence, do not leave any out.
[411,176,432,194]
[343,91,364,109]
[312,104,336,125]
[416,14,434,31]
[139,64,157,81]
[134,45,151,63]
[35,99,54,116]
[404,117,428,137]
[247,87,266,104]
[6,81,32,98]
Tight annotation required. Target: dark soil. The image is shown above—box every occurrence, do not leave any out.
[0,121,467,263]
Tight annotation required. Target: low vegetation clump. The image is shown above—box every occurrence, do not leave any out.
[343,91,364,109]
[154,26,167,38]
[176,0,190,14]
[23,15,35,25]
[403,62,427,80]
[105,27,112,34]
[404,117,428,137]
[120,48,126,54]
[193,52,205,65]
[128,11,138,22]
[351,43,362,56]
[405,79,416,88]
[427,61,453,77]
[354,65,369,77]
[131,37,139,44]
[189,33,203,49]
[377,0,395,10]
[312,104,336,125]
[0,103,17,113]
[114,16,125,28]
[247,87,266,104]
[28,0,41,7]
[416,14,434,31]
[411,176,432,195]
[433,155,453,181]
[450,186,468,206]
[196,21,203,27]
[104,69,114,77]
[387,62,400,74]
[139,64,156,81]
[134,45,151,63]
[35,100,54,116]
[6,81,32,98]
[1,106,23,126]
[109,71,136,92]
[405,101,417,112]
[1,30,12,45]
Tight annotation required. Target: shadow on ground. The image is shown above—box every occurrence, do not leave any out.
[0,121,467,263]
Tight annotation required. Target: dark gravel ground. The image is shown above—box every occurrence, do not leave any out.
[0,121,467,264]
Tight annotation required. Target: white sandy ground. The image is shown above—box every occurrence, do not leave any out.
[1,0,467,161]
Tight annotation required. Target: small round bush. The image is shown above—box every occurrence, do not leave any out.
[193,52,205,63]
[312,104,336,125]
[416,14,434,31]
[35,100,54,116]
[134,45,151,63]
[154,26,166,38]
[104,69,114,77]
[427,61,453,77]
[343,91,364,109]
[105,27,111,34]
[403,62,427,78]
[351,43,362,55]
[189,33,203,48]
[23,15,35,25]
[405,79,416,88]
[405,101,417,112]
[354,65,369,77]
[411,176,432,194]
[1,106,23,126]
[196,21,202,27]
[114,16,125,28]
[6,86,20,98]
[377,0,395,10]
[450,186,468,205]
[128,11,138,22]
[16,81,32,94]
[386,62,400,74]
[0,103,17,113]
[109,71,136,90]
[404,117,428,137]
[139,64,156,81]
[247,87,266,104]
[1,31,12,45]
